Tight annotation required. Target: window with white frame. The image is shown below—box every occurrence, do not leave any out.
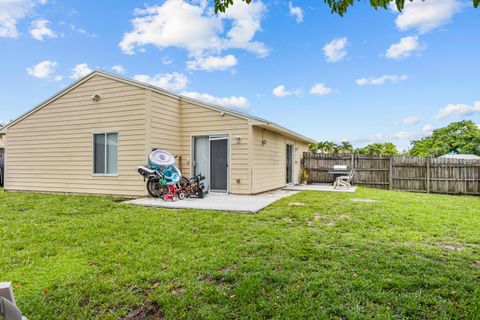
[93,132,118,175]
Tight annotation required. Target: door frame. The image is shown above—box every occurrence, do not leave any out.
[286,140,295,185]
[190,133,230,193]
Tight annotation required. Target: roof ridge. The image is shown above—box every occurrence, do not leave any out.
[1,69,315,143]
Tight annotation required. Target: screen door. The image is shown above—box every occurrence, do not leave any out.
[286,143,294,184]
[210,137,228,192]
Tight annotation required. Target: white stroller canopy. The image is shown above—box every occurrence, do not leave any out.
[149,149,175,166]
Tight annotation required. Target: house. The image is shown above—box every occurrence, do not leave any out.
[0,71,314,196]
[0,132,4,158]
[439,154,480,160]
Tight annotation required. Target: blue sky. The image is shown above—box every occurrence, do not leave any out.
[0,0,479,150]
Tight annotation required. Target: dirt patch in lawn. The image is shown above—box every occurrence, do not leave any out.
[282,217,293,223]
[220,264,238,274]
[436,243,465,251]
[288,202,305,206]
[201,264,238,287]
[313,213,351,226]
[120,302,164,320]
[350,198,380,203]
[202,275,223,286]
[169,283,185,296]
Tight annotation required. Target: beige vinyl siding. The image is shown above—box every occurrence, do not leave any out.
[5,74,148,196]
[251,127,310,193]
[149,90,182,160]
[3,70,314,196]
[179,100,250,194]
[251,127,286,193]
[294,141,309,183]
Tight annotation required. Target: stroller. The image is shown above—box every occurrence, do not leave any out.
[137,150,207,201]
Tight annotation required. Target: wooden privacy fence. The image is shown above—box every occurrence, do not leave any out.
[302,152,480,196]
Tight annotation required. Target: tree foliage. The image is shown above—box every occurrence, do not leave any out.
[309,140,353,153]
[309,140,399,155]
[214,0,479,15]
[409,120,480,157]
[355,142,399,155]
[340,141,353,152]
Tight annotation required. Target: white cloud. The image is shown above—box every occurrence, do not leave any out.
[356,74,408,86]
[309,83,333,96]
[323,37,347,63]
[70,63,92,80]
[385,36,424,60]
[288,2,303,23]
[221,0,268,56]
[182,91,249,109]
[348,133,388,144]
[29,19,56,41]
[120,0,268,67]
[26,60,60,80]
[0,0,36,38]
[394,131,413,139]
[272,85,301,97]
[393,0,463,34]
[351,125,437,147]
[186,54,237,71]
[133,72,188,91]
[120,0,221,55]
[422,124,434,135]
[401,115,421,125]
[434,101,480,120]
[69,24,98,38]
[111,64,126,74]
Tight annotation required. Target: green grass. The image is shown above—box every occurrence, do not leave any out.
[1,188,479,319]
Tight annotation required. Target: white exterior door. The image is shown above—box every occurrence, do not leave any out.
[193,135,229,192]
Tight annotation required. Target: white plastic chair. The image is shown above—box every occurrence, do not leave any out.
[333,169,355,189]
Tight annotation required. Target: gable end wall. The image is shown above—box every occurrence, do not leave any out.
[4,74,148,196]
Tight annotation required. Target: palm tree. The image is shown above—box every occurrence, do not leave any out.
[315,141,326,153]
[308,143,318,153]
[323,141,337,154]
[368,143,384,155]
[340,141,353,153]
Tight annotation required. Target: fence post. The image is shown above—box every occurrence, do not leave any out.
[426,157,430,193]
[389,156,393,190]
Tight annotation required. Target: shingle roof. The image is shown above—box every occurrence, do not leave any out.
[439,154,480,160]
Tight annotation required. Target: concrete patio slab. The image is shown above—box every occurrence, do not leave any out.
[126,190,298,213]
[283,183,357,193]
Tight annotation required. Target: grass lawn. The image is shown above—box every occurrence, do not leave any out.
[1,188,479,319]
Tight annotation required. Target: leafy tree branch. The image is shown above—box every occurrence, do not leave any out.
[214,0,479,15]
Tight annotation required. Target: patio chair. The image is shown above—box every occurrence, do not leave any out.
[0,283,27,320]
[333,169,355,189]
